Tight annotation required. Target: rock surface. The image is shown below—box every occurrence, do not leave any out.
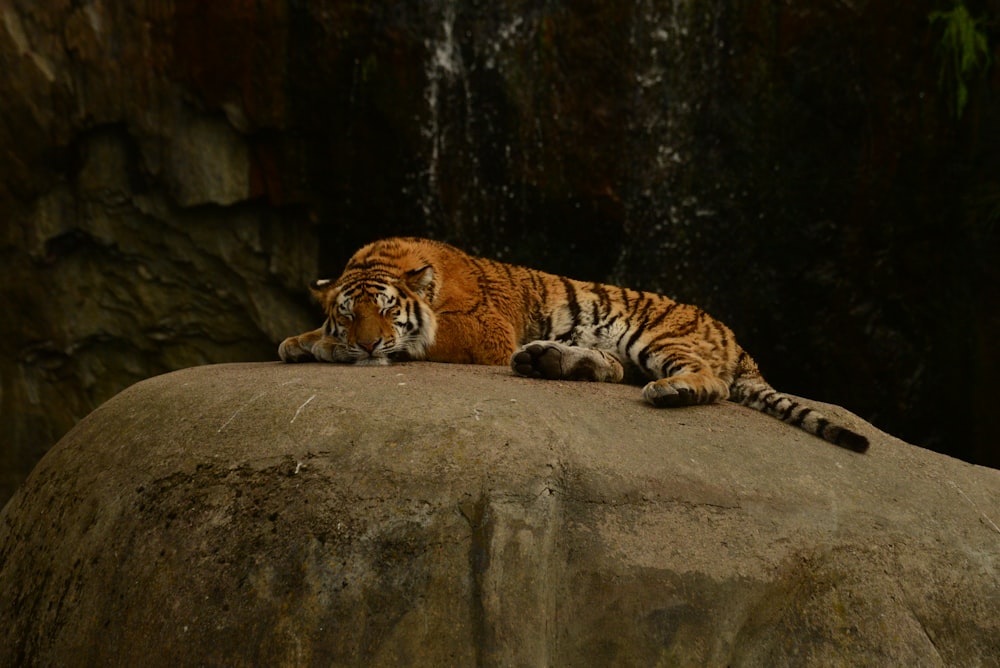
[1,362,998,666]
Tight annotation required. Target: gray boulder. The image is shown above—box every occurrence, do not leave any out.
[1,362,998,666]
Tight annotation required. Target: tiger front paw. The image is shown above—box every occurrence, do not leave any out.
[510,341,624,382]
[511,342,564,379]
[278,336,316,363]
[311,337,351,363]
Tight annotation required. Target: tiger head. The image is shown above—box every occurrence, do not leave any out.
[309,265,439,365]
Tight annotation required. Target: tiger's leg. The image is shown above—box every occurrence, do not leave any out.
[641,359,731,407]
[278,328,349,363]
[279,328,323,362]
[426,314,519,365]
[510,341,625,383]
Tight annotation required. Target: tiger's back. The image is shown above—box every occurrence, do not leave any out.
[279,237,869,452]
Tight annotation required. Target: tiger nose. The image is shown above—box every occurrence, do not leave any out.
[358,338,381,354]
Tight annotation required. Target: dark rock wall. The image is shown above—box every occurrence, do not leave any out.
[1,0,997,503]
[0,1,318,500]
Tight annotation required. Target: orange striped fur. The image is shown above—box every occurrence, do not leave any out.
[279,237,868,452]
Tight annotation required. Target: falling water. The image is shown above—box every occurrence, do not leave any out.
[411,1,733,277]
[416,1,540,256]
[420,0,461,235]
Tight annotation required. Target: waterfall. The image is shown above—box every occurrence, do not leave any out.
[420,0,462,236]
[411,1,726,274]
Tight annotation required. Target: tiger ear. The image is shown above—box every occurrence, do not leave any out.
[403,265,435,298]
[309,278,337,304]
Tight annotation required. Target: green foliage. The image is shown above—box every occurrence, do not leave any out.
[929,2,992,118]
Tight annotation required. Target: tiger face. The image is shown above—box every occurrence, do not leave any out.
[311,266,438,365]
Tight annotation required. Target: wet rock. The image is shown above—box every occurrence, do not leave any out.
[1,363,997,665]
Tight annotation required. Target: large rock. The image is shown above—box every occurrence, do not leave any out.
[1,362,997,665]
[2,0,998,511]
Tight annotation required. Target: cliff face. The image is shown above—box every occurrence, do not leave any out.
[0,1,318,500]
[1,363,998,665]
[1,0,997,504]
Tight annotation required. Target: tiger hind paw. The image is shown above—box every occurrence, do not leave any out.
[642,376,729,407]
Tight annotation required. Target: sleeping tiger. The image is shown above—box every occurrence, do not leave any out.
[279,236,869,452]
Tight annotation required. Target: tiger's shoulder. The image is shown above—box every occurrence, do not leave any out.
[345,236,547,305]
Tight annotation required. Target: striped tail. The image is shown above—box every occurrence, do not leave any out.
[731,354,869,453]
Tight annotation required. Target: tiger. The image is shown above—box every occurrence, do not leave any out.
[279,237,869,452]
